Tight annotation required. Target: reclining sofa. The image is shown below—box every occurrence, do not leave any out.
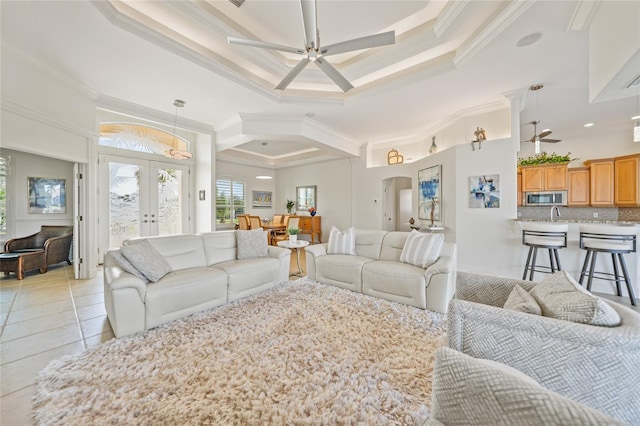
[104,231,290,338]
[305,229,457,313]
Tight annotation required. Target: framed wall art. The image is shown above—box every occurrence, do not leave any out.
[469,174,500,208]
[28,177,66,214]
[418,165,441,221]
[252,191,272,208]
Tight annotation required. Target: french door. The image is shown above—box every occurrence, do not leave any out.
[99,154,190,258]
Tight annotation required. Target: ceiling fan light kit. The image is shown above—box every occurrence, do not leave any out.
[227,0,395,92]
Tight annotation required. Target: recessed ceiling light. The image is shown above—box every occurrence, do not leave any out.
[584,123,594,127]
[517,32,542,48]
[305,112,316,118]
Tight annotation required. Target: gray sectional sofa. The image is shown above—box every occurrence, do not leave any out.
[305,229,457,313]
[103,231,290,337]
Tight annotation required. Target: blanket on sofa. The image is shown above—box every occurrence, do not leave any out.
[34,279,446,425]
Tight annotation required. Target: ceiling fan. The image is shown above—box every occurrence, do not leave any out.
[227,0,395,92]
[522,120,561,154]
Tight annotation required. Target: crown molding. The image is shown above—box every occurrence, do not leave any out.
[454,0,535,67]
[567,0,602,31]
[434,0,469,38]
[1,98,98,139]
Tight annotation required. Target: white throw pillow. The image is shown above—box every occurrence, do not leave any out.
[120,239,172,283]
[236,228,268,259]
[108,249,149,283]
[327,226,356,255]
[399,230,444,268]
[504,284,541,315]
[530,271,621,327]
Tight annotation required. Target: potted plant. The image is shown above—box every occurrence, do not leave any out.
[287,227,300,243]
[286,199,295,214]
[518,152,575,167]
[308,206,317,216]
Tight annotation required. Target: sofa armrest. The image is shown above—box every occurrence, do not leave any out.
[4,232,39,251]
[423,243,457,314]
[447,298,640,423]
[267,245,290,260]
[304,243,327,280]
[103,252,147,301]
[43,235,73,265]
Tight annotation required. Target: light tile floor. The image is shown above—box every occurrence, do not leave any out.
[1,254,637,425]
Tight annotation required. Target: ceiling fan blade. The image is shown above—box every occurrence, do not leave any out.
[300,0,318,49]
[541,138,562,143]
[227,36,306,55]
[275,57,311,90]
[315,57,354,92]
[322,31,396,56]
[538,130,552,139]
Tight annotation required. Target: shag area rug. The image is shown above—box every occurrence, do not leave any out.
[34,279,446,425]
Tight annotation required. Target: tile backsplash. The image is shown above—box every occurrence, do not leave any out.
[518,206,640,223]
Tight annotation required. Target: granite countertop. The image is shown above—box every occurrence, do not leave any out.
[515,219,640,225]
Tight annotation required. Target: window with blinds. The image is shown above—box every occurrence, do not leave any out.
[215,179,246,224]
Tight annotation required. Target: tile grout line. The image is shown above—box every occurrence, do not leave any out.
[65,267,88,351]
[0,281,22,337]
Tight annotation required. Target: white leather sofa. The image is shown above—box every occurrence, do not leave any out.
[305,230,457,313]
[103,232,291,337]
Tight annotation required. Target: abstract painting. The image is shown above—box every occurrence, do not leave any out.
[469,174,500,208]
[418,165,441,221]
[28,177,66,214]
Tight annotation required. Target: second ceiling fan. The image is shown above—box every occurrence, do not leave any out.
[227,0,395,92]
[523,120,561,154]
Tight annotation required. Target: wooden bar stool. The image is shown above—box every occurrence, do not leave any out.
[578,225,637,306]
[521,223,568,281]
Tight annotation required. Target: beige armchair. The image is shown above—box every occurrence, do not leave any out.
[448,272,640,424]
[4,225,73,271]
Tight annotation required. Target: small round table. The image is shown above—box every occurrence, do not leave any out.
[277,240,309,277]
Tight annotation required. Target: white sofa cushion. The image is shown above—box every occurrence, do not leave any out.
[400,230,444,268]
[362,260,428,309]
[200,231,237,266]
[215,257,283,302]
[327,226,356,255]
[120,239,172,282]
[129,235,207,272]
[236,228,268,259]
[316,254,373,293]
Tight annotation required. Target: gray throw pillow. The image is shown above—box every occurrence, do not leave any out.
[236,228,268,260]
[530,271,621,327]
[504,284,541,315]
[108,249,149,283]
[120,239,172,283]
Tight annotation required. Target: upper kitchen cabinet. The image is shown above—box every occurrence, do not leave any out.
[567,167,590,206]
[584,158,615,207]
[615,154,640,206]
[520,163,568,192]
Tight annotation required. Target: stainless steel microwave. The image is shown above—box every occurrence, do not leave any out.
[523,191,568,206]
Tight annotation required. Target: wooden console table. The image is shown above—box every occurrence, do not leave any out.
[292,215,322,243]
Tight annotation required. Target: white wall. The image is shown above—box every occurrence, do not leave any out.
[1,148,74,238]
[195,132,214,233]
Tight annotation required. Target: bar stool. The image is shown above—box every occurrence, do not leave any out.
[521,223,568,281]
[578,225,637,306]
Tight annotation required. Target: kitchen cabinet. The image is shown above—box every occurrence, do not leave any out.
[567,167,590,206]
[584,158,615,207]
[517,172,522,206]
[294,215,322,243]
[615,154,640,206]
[520,163,568,192]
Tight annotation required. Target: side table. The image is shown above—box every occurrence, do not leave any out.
[277,240,310,277]
[0,250,46,280]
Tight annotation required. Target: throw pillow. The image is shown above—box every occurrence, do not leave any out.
[120,239,172,283]
[108,249,149,283]
[530,271,621,327]
[236,228,268,260]
[327,226,356,255]
[399,230,444,268]
[504,284,541,315]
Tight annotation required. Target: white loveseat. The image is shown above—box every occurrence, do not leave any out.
[104,232,291,337]
[305,229,457,313]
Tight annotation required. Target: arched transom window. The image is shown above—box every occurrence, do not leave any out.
[99,123,191,159]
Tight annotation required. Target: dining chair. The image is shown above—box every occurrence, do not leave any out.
[248,216,262,229]
[273,217,300,243]
[237,215,250,230]
[272,214,284,225]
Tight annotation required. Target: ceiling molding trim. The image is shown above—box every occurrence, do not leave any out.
[454,0,536,67]
[96,96,214,135]
[369,100,509,149]
[434,0,470,38]
[1,99,98,139]
[567,0,602,31]
[92,1,282,102]
[502,87,529,113]
[231,146,320,160]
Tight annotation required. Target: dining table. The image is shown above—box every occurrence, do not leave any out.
[263,223,286,245]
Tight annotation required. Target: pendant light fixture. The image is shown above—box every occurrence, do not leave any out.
[530,84,543,154]
[165,99,193,160]
[633,93,640,143]
[255,142,273,179]
[428,136,438,154]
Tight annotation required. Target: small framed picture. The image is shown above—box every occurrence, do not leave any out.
[28,177,66,214]
[252,191,272,208]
